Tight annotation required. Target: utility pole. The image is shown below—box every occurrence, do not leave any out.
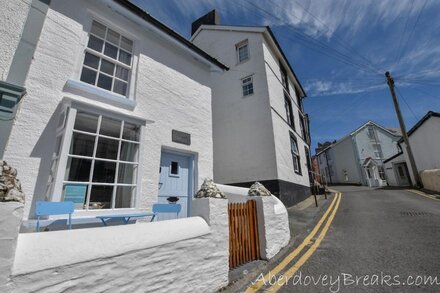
[385,71,422,187]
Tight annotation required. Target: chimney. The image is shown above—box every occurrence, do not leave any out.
[191,10,220,36]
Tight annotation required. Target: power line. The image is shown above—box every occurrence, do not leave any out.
[394,85,420,121]
[395,0,429,67]
[237,0,382,76]
[274,0,383,74]
[394,0,415,66]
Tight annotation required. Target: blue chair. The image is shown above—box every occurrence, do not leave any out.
[35,201,74,232]
[151,203,181,221]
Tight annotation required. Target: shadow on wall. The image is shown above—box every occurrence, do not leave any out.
[28,104,63,219]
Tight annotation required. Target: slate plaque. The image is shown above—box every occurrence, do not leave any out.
[172,130,191,145]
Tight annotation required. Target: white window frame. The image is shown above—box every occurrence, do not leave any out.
[80,19,134,98]
[242,75,254,96]
[367,126,376,139]
[51,106,144,211]
[236,40,250,64]
[373,143,383,159]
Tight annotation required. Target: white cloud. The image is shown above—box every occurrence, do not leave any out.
[304,79,386,96]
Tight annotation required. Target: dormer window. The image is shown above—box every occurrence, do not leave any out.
[236,40,249,63]
[80,20,133,97]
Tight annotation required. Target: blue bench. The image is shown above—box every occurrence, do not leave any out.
[35,201,74,232]
[150,203,181,222]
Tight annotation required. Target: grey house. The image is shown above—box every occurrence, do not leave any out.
[317,121,401,187]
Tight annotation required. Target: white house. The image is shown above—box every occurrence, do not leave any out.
[0,0,228,221]
[190,11,312,207]
[317,121,401,187]
[384,111,440,189]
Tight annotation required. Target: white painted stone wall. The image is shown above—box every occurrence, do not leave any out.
[0,0,31,80]
[0,202,24,290]
[384,153,406,187]
[7,198,229,293]
[3,0,215,219]
[217,184,290,260]
[420,169,440,193]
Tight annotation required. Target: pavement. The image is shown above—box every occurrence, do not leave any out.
[224,186,440,293]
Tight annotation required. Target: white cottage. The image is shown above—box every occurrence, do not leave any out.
[0,0,227,222]
[190,11,312,207]
[384,111,440,189]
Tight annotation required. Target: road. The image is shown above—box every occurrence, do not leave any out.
[246,186,440,292]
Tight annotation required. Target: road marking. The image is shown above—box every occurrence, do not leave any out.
[267,192,342,292]
[245,192,340,293]
[406,189,440,201]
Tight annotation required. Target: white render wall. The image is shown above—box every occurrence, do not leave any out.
[262,38,310,187]
[0,0,30,80]
[327,137,361,184]
[401,116,440,184]
[3,0,215,219]
[384,153,406,187]
[7,199,229,293]
[192,29,278,184]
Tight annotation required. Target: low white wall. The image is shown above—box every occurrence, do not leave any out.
[217,184,290,260]
[7,199,229,293]
[420,169,440,193]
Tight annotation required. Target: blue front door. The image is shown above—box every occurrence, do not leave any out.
[158,151,193,219]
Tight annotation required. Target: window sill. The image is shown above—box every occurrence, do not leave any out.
[64,79,136,110]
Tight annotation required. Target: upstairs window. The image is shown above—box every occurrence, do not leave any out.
[242,75,254,96]
[290,134,301,174]
[280,62,289,93]
[80,20,133,97]
[367,126,376,140]
[236,40,249,63]
[373,143,383,159]
[284,95,295,128]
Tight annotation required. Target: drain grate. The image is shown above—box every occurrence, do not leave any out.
[400,211,431,217]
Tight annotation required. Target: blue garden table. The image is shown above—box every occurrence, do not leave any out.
[96,212,156,226]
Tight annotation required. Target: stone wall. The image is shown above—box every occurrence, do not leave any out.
[420,169,440,193]
[6,199,229,293]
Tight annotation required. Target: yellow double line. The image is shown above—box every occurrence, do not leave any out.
[246,192,342,293]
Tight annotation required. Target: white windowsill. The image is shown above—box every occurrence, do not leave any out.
[64,79,137,110]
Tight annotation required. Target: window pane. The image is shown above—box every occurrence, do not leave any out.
[63,184,87,210]
[115,186,133,208]
[84,52,100,69]
[89,185,113,209]
[122,122,140,141]
[171,161,179,175]
[100,59,115,76]
[65,157,92,182]
[238,45,249,62]
[97,73,112,91]
[96,137,119,160]
[91,21,106,38]
[115,66,129,81]
[120,142,138,162]
[118,50,132,65]
[121,36,133,52]
[92,160,116,183]
[74,112,98,133]
[80,67,97,85]
[113,80,127,96]
[100,117,121,137]
[118,163,136,184]
[104,42,118,59]
[107,29,120,46]
[87,35,104,52]
[70,133,95,157]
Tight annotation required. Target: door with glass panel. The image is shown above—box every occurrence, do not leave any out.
[61,110,140,210]
[158,151,193,219]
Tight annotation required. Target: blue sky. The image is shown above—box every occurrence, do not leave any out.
[132,0,440,153]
